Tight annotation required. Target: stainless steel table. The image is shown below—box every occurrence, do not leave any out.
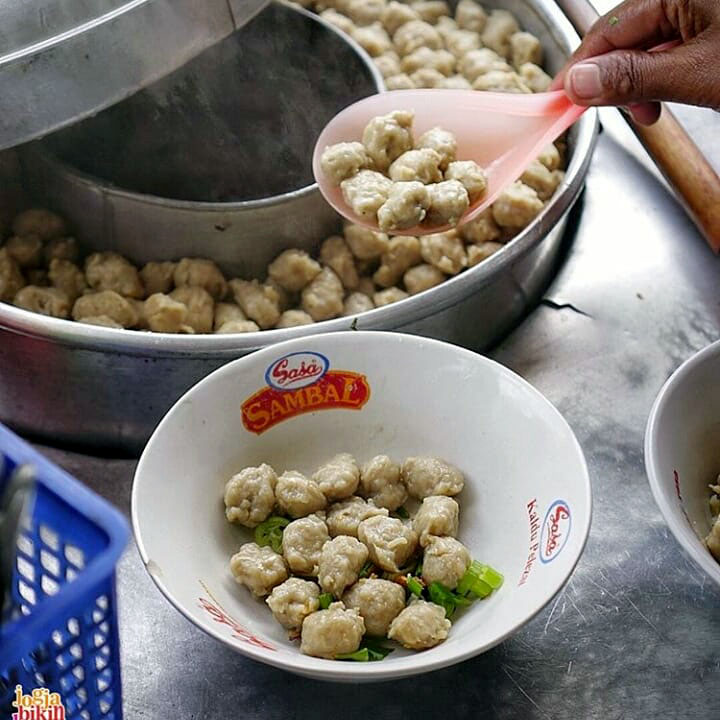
[33,105,720,718]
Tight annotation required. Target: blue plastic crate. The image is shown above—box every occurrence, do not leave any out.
[0,424,129,719]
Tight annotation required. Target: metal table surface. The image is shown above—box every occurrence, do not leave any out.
[32,105,720,718]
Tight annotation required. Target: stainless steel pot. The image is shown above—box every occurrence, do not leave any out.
[21,1,384,278]
[0,0,598,454]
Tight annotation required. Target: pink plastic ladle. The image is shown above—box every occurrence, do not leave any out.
[312,89,585,235]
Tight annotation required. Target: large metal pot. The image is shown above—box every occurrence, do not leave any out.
[0,0,598,454]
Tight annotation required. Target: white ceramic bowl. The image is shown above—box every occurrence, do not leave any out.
[132,332,591,681]
[645,340,720,588]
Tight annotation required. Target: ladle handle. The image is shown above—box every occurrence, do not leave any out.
[555,0,720,252]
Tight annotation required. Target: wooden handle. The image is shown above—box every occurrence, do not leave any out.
[555,0,720,251]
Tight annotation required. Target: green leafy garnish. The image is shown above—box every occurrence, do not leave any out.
[359,560,374,578]
[406,576,424,597]
[428,581,461,618]
[395,506,409,519]
[254,516,290,553]
[609,15,619,25]
[318,592,334,610]
[337,638,393,662]
[457,561,504,598]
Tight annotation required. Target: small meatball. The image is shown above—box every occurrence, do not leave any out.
[12,209,66,241]
[4,235,42,268]
[275,470,327,519]
[537,143,562,171]
[320,235,359,290]
[313,453,360,501]
[282,515,330,576]
[440,74,472,89]
[374,51,402,78]
[492,181,544,229]
[373,286,409,307]
[26,269,48,286]
[425,180,470,227]
[510,31,543,69]
[343,291,375,316]
[518,62,552,93]
[0,248,25,302]
[229,279,281,329]
[224,464,277,527]
[444,160,487,202]
[481,9,520,59]
[388,599,450,649]
[85,252,144,299]
[266,278,292,312]
[521,160,562,201]
[409,67,446,88]
[342,578,405,636]
[341,170,394,220]
[327,496,389,537]
[72,291,139,328]
[268,249,322,293]
[411,0,450,24]
[276,309,315,328]
[467,241,503,266]
[173,258,226,300]
[472,70,530,93]
[360,455,407,511]
[13,286,70,319]
[444,29,481,59]
[402,456,464,498]
[385,73,416,90]
[362,111,414,173]
[413,496,459,546]
[139,261,176,296]
[344,224,390,260]
[143,293,189,333]
[455,0,487,32]
[458,206,501,244]
[378,181,430,232]
[435,15,458,42]
[415,127,457,171]
[420,231,467,274]
[320,142,374,186]
[358,515,418,572]
[352,22,393,57]
[130,298,148,329]
[422,536,471,589]
[48,259,87,303]
[381,1,420,35]
[216,319,260,334]
[404,263,445,294]
[318,536,369,596]
[266,578,320,632]
[300,602,365,659]
[400,47,455,76]
[320,8,356,34]
[706,515,720,561]
[374,234,421,287]
[346,0,387,26]
[44,236,79,265]
[79,315,123,329]
[389,149,443,184]
[169,286,214,333]
[356,276,377,297]
[230,542,288,597]
[301,267,344,321]
[459,48,510,82]
[214,302,246,330]
[393,19,443,56]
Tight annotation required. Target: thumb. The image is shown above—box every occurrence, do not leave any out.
[563,44,715,109]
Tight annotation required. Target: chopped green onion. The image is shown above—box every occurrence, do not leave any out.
[457,561,503,598]
[406,576,424,597]
[479,564,504,590]
[609,15,619,25]
[395,506,409,519]
[318,592,333,610]
[415,561,423,576]
[359,560,374,578]
[254,516,290,553]
[428,581,458,618]
[337,648,369,662]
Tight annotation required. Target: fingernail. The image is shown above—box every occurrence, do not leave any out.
[568,63,602,99]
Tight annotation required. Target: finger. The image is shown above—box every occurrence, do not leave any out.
[562,41,718,109]
[627,102,662,125]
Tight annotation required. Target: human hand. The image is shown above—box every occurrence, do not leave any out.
[552,0,720,125]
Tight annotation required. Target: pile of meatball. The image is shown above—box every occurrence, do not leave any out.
[322,112,488,231]
[224,453,483,659]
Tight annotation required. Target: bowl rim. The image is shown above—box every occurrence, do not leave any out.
[644,338,720,587]
[131,330,593,680]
